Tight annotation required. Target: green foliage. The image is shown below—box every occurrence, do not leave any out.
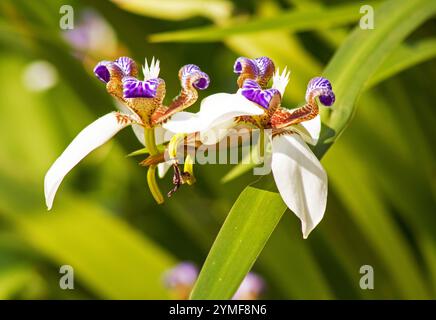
[149,1,377,43]
[0,0,435,300]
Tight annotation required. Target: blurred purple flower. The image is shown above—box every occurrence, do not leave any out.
[163,262,265,300]
[163,262,199,299]
[233,272,266,300]
[163,262,199,290]
[63,9,117,58]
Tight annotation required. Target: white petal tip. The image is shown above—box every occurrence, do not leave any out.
[42,112,131,211]
[45,197,54,211]
[44,174,58,212]
[302,227,312,239]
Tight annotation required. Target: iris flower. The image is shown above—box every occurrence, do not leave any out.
[44,56,209,209]
[164,57,335,238]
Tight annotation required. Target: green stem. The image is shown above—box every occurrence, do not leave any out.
[147,165,164,204]
[259,129,265,158]
[144,128,164,204]
[144,128,159,155]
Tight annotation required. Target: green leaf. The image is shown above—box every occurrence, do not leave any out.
[315,0,436,157]
[149,2,377,43]
[367,38,436,89]
[0,265,42,299]
[221,143,259,183]
[110,0,233,21]
[190,176,286,299]
[126,144,166,157]
[323,137,430,299]
[257,216,333,299]
[221,163,255,184]
[4,197,176,299]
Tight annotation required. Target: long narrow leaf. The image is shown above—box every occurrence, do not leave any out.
[316,0,436,157]
[149,2,377,43]
[190,177,286,299]
[111,0,233,21]
[367,38,436,89]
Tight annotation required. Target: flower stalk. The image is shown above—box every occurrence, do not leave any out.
[144,128,164,204]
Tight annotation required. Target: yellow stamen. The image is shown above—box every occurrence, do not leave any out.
[168,133,187,159]
[183,154,196,186]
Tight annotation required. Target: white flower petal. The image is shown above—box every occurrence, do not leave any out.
[299,114,321,145]
[131,123,145,145]
[163,92,264,134]
[158,161,172,178]
[162,111,203,134]
[271,133,327,238]
[199,118,236,145]
[44,112,132,210]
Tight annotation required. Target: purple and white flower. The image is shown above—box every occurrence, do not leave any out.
[44,56,209,209]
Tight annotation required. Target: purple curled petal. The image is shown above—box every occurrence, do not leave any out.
[242,79,261,90]
[193,72,209,90]
[180,64,210,90]
[254,57,274,77]
[233,57,258,76]
[241,79,280,109]
[122,76,159,98]
[115,56,136,77]
[306,77,335,106]
[94,56,137,83]
[163,262,199,289]
[319,92,335,106]
[93,61,112,83]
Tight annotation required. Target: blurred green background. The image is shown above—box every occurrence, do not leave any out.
[0,0,435,299]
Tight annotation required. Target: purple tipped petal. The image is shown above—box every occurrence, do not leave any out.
[233,60,243,73]
[114,56,136,77]
[234,56,275,87]
[163,262,199,289]
[233,57,258,76]
[194,75,209,90]
[94,56,137,84]
[93,61,111,83]
[254,57,274,77]
[319,93,335,106]
[241,79,280,109]
[306,77,335,106]
[122,76,159,98]
[180,64,210,90]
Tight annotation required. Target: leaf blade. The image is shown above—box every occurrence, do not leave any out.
[316,0,436,157]
[149,2,377,43]
[190,177,286,299]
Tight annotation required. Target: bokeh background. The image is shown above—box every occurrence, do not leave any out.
[0,0,435,299]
